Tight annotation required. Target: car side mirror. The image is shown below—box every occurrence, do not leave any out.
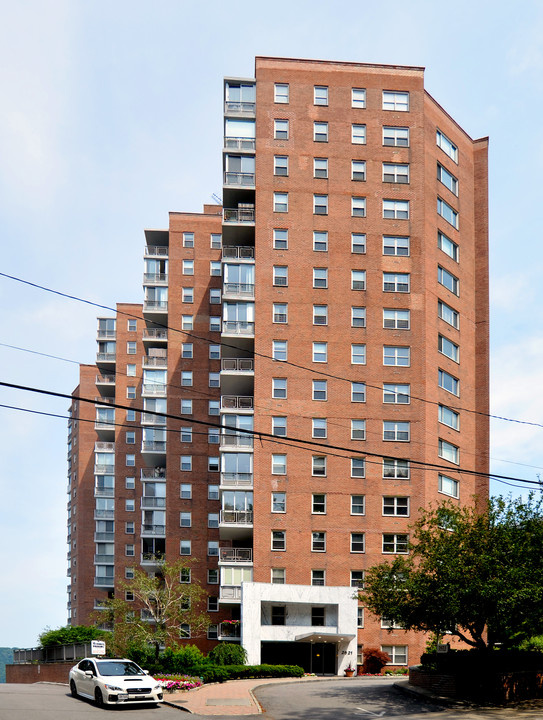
[143,669,150,675]
[85,671,93,678]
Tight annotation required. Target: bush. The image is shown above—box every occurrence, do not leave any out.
[361,647,391,674]
[199,664,304,683]
[161,645,206,674]
[39,625,109,647]
[207,642,247,666]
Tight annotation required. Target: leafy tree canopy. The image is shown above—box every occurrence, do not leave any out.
[361,495,543,650]
[39,625,108,647]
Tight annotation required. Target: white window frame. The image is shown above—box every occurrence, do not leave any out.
[273,265,288,286]
[351,124,366,145]
[438,335,459,362]
[351,233,366,254]
[383,163,409,184]
[273,303,288,323]
[273,192,288,213]
[272,454,287,475]
[383,272,410,293]
[314,121,328,142]
[314,157,328,179]
[312,380,327,401]
[383,126,409,147]
[312,493,327,514]
[383,346,410,367]
[351,382,366,402]
[313,304,328,325]
[351,495,365,515]
[312,531,326,552]
[274,155,288,176]
[383,309,410,330]
[439,438,459,464]
[271,530,286,550]
[383,496,410,517]
[312,341,328,363]
[439,405,460,431]
[274,83,289,104]
[351,160,366,181]
[351,420,366,441]
[351,88,366,108]
[382,533,409,554]
[438,231,459,262]
[383,458,410,479]
[352,196,366,217]
[351,458,365,478]
[436,129,458,163]
[351,533,365,553]
[312,418,327,438]
[272,378,287,399]
[313,267,328,288]
[438,369,459,396]
[383,199,409,219]
[314,193,328,215]
[274,119,289,140]
[382,91,409,111]
[438,300,459,328]
[437,197,459,229]
[313,231,328,251]
[438,474,459,498]
[383,383,410,404]
[272,492,286,513]
[351,306,366,327]
[272,416,287,437]
[314,85,328,106]
[351,344,366,365]
[272,339,288,362]
[383,421,410,442]
[437,163,458,195]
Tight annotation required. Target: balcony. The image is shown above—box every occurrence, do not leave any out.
[142,384,167,397]
[218,621,241,640]
[94,532,115,542]
[141,497,166,509]
[220,510,253,525]
[143,300,168,313]
[224,172,255,187]
[224,136,256,151]
[96,374,116,386]
[143,328,168,342]
[219,586,241,602]
[94,554,115,564]
[143,273,168,285]
[222,283,254,299]
[94,420,115,432]
[220,433,254,449]
[95,442,114,451]
[221,396,253,411]
[224,101,255,115]
[97,329,116,342]
[141,468,166,479]
[223,207,255,224]
[141,441,167,453]
[95,486,115,497]
[96,352,116,364]
[142,356,167,368]
[220,473,253,488]
[221,358,254,373]
[219,548,253,563]
[144,245,169,257]
[222,321,254,335]
[141,412,167,425]
[222,246,255,260]
[94,577,114,588]
[94,509,114,520]
[94,464,115,475]
[141,524,166,536]
[141,552,164,565]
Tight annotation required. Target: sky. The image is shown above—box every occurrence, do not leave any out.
[1,0,543,648]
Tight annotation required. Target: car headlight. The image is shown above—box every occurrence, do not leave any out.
[104,684,123,691]
[154,684,161,690]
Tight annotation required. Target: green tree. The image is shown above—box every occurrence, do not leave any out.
[99,560,211,659]
[39,625,109,647]
[361,495,543,650]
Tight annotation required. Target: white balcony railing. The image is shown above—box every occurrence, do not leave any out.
[221,358,254,372]
[143,300,168,312]
[220,473,253,487]
[96,353,116,363]
[142,384,167,396]
[141,468,166,479]
[224,136,255,151]
[224,101,255,114]
[220,586,242,601]
[222,321,255,335]
[221,396,254,411]
[142,356,167,367]
[220,433,254,449]
[223,207,255,224]
[143,273,168,284]
[220,548,253,563]
[141,441,167,453]
[224,172,255,186]
[141,524,166,536]
[220,510,253,525]
[222,283,255,297]
[222,246,255,259]
[144,245,169,257]
[141,497,166,509]
[142,328,167,341]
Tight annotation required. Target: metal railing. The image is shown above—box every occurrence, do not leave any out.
[13,643,95,664]
[220,433,254,448]
[141,467,166,479]
[222,282,254,297]
[94,464,115,475]
[223,207,255,223]
[220,586,242,600]
[95,442,114,451]
[94,532,115,542]
[220,473,253,487]
[145,245,169,257]
[220,548,253,563]
[94,509,114,520]
[143,300,168,312]
[94,487,115,497]
[141,412,167,425]
[141,441,167,452]
[222,321,255,335]
[224,101,255,114]
[142,356,167,367]
[141,524,166,536]
[222,246,255,259]
[224,136,255,150]
[95,374,116,384]
[220,510,253,525]
[142,384,167,396]
[221,358,254,372]
[94,576,115,587]
[221,396,254,410]
[96,330,116,339]
[224,172,255,186]
[96,353,116,363]
[94,554,115,564]
[141,497,166,508]
[219,621,241,638]
[143,272,168,284]
[143,328,167,341]
[141,552,164,564]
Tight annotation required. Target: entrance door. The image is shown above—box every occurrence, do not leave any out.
[310,643,336,675]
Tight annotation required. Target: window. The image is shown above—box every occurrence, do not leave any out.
[439,439,459,464]
[271,606,286,625]
[352,88,366,108]
[274,155,288,176]
[125,522,135,534]
[272,492,286,513]
[438,231,459,262]
[383,126,409,147]
[274,83,289,103]
[273,192,288,213]
[313,194,328,215]
[125,543,135,556]
[208,428,219,444]
[383,421,410,442]
[351,533,365,553]
[312,531,326,552]
[439,335,459,362]
[381,617,405,629]
[127,341,137,355]
[439,368,459,396]
[208,456,219,472]
[126,431,135,444]
[438,300,459,329]
[383,199,409,219]
[208,513,219,529]
[271,568,286,584]
[313,380,327,401]
[272,378,287,399]
[180,483,192,499]
[272,454,287,474]
[127,319,137,332]
[209,372,220,388]
[382,235,410,257]
[273,265,288,286]
[313,304,328,325]
[382,645,408,665]
[439,405,459,430]
[272,531,286,551]
[181,427,192,443]
[312,570,325,586]
[208,541,219,556]
[313,267,328,288]
[312,418,327,438]
[351,270,366,290]
[125,477,135,489]
[383,309,410,329]
[126,409,136,422]
[180,540,191,556]
[180,512,191,527]
[312,494,326,514]
[182,343,193,358]
[383,534,409,553]
[383,346,410,366]
[439,474,459,498]
[351,458,365,478]
[181,371,193,387]
[181,315,193,330]
[436,129,458,162]
[207,624,218,640]
[181,399,192,415]
[437,197,458,229]
[126,363,136,377]
[312,342,327,363]
[207,569,219,584]
[351,494,365,515]
[310,232,328,253]
[209,345,220,359]
[208,401,220,416]
[180,455,192,472]
[383,383,410,404]
[383,497,409,516]
[351,382,366,402]
[383,458,410,479]
[273,228,288,249]
[272,416,287,436]
[125,455,135,468]
[311,606,326,625]
[208,485,219,500]
[182,259,194,275]
[210,233,222,249]
[312,456,327,477]
[272,340,288,362]
[357,609,364,629]
[352,124,366,144]
[314,121,328,142]
[210,261,221,276]
[273,303,288,323]
[182,231,194,248]
[314,85,328,105]
[351,419,366,440]
[182,287,194,303]
[437,163,458,195]
[352,196,366,217]
[351,344,366,365]
[351,307,366,328]
[274,119,289,139]
[383,272,410,293]
[351,160,366,181]
[314,157,328,178]
[382,91,409,111]
[383,163,409,183]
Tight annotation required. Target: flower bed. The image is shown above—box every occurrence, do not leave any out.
[156,674,203,692]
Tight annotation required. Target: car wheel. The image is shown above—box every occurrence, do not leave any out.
[95,688,104,708]
[70,680,78,698]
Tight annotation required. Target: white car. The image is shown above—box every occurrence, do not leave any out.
[69,657,164,707]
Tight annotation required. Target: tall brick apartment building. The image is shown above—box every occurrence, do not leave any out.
[66,57,489,674]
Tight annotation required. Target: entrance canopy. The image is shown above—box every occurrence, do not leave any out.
[295,632,355,643]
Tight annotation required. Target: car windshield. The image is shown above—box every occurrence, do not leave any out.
[96,661,145,677]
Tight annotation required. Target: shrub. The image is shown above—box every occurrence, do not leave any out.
[39,625,109,648]
[161,645,205,674]
[199,664,304,683]
[207,642,247,666]
[361,647,391,674]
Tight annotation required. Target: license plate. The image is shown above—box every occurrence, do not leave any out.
[117,693,129,700]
